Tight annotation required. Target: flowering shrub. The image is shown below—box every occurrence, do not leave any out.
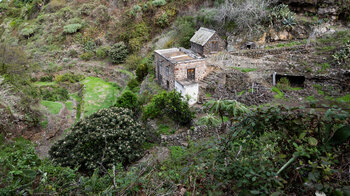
[49,107,145,172]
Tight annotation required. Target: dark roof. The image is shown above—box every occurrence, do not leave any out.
[190,27,216,46]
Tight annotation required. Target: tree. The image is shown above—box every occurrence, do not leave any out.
[115,90,140,113]
[143,90,194,126]
[109,42,129,64]
[49,107,145,172]
[204,99,228,125]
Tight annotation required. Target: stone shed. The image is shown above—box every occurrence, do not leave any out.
[154,48,207,104]
[190,27,225,56]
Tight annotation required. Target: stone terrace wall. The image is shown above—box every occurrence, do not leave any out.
[161,125,226,146]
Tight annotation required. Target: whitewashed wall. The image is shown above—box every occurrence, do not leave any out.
[175,81,198,105]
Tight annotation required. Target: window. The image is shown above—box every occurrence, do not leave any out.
[211,41,218,51]
[166,81,169,89]
[157,64,163,82]
[187,68,195,80]
[166,66,169,76]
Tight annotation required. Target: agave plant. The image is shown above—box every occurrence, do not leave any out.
[224,100,250,125]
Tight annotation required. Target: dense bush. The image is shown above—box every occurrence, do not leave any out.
[63,23,82,34]
[39,75,53,82]
[152,0,167,7]
[126,78,139,92]
[143,90,194,125]
[115,90,140,113]
[109,42,129,64]
[333,40,350,66]
[40,86,69,102]
[84,40,96,52]
[96,46,109,59]
[174,16,196,48]
[55,72,85,83]
[80,51,94,61]
[92,5,110,23]
[136,63,148,82]
[49,107,145,171]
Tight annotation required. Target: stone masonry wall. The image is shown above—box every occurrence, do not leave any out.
[203,33,226,56]
[154,53,176,90]
[174,60,207,82]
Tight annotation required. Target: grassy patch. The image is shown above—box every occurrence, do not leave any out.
[158,124,175,135]
[33,81,57,87]
[41,100,63,115]
[205,93,211,98]
[65,101,73,111]
[81,77,120,117]
[336,94,350,103]
[40,119,48,128]
[272,87,284,99]
[115,68,134,79]
[232,67,257,73]
[306,96,316,102]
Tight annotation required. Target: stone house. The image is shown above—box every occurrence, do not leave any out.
[154,48,207,105]
[190,27,225,56]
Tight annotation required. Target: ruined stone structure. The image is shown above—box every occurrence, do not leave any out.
[190,27,225,56]
[154,48,207,105]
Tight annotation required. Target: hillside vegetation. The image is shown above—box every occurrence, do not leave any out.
[1,0,350,195]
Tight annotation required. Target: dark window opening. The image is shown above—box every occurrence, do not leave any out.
[167,81,169,89]
[187,68,195,80]
[211,41,218,51]
[276,74,305,87]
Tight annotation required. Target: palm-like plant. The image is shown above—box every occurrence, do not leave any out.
[197,113,221,130]
[224,100,250,125]
[204,99,228,125]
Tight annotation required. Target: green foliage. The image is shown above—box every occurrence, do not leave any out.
[269,4,296,29]
[143,90,194,126]
[80,77,120,117]
[84,40,96,52]
[92,5,110,23]
[63,23,82,34]
[125,54,142,70]
[39,75,53,82]
[126,78,139,92]
[20,26,35,38]
[109,42,129,64]
[136,63,148,82]
[152,0,167,7]
[197,113,220,129]
[174,16,196,48]
[49,107,146,171]
[333,40,350,66]
[40,86,69,102]
[232,67,257,72]
[55,72,85,83]
[79,51,94,61]
[41,100,63,114]
[272,86,284,99]
[156,13,170,28]
[68,49,78,58]
[96,46,109,59]
[115,90,140,112]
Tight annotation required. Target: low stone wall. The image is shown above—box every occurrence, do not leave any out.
[229,45,308,58]
[160,125,225,146]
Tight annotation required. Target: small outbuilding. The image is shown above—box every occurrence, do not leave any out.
[190,27,225,56]
[154,48,207,105]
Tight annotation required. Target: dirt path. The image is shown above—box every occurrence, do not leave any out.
[35,101,76,158]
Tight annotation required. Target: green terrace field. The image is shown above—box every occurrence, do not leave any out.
[40,100,63,115]
[81,77,120,117]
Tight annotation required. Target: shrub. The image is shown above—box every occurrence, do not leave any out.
[80,51,94,61]
[156,13,169,28]
[55,72,85,83]
[333,40,350,66]
[40,75,53,82]
[175,16,196,48]
[109,42,128,64]
[84,40,96,52]
[115,90,140,112]
[68,49,78,58]
[63,23,82,34]
[49,107,146,171]
[20,26,35,38]
[127,78,139,91]
[96,46,109,59]
[136,63,148,82]
[92,5,110,23]
[152,0,167,7]
[125,54,142,70]
[40,87,69,102]
[143,90,194,125]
